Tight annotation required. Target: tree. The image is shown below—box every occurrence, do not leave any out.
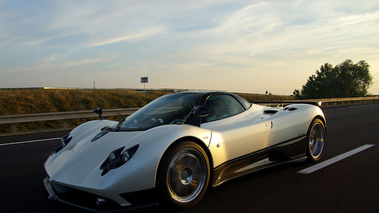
[294,59,373,99]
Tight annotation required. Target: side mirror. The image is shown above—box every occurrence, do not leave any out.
[192,106,210,117]
[94,107,103,120]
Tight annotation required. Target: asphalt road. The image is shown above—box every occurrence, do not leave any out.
[0,104,378,213]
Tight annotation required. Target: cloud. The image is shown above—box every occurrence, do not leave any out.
[87,26,167,47]
[0,0,378,94]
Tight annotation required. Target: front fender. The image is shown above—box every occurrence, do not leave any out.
[45,124,212,207]
[109,124,212,193]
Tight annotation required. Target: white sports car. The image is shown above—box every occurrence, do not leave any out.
[44,91,326,212]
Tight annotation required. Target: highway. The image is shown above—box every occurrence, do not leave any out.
[0,104,378,213]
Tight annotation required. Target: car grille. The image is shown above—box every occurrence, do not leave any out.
[51,183,121,212]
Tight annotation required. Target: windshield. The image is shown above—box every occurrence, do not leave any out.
[117,93,202,131]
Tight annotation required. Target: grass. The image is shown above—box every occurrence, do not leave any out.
[0,89,293,134]
[0,89,168,115]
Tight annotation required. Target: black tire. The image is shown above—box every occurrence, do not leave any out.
[157,141,210,209]
[306,118,326,162]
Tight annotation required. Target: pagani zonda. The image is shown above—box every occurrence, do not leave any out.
[44,91,326,212]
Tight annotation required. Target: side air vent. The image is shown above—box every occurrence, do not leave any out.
[284,107,297,111]
[264,110,279,114]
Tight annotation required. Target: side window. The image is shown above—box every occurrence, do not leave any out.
[205,95,245,122]
[236,96,252,109]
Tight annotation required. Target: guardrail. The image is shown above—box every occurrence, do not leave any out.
[0,108,139,134]
[296,96,379,106]
[0,97,378,134]
[258,96,379,107]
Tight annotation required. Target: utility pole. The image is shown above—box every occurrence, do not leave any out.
[94,81,96,90]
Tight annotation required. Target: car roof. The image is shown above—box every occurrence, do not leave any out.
[177,90,233,96]
[175,91,244,105]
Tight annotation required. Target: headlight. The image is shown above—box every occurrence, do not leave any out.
[121,151,130,162]
[100,145,139,176]
[52,134,72,154]
[60,134,72,147]
[121,145,139,163]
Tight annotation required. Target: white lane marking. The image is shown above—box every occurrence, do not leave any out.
[298,144,375,174]
[348,104,379,108]
[0,137,61,147]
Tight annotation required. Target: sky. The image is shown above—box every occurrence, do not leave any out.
[1,0,379,95]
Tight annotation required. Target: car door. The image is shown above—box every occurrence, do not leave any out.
[201,95,270,165]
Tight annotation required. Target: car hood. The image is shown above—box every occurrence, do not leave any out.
[44,121,144,188]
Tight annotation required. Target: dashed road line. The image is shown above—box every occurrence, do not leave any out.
[298,144,375,174]
[0,137,61,147]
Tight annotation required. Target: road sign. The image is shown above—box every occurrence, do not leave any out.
[141,77,148,83]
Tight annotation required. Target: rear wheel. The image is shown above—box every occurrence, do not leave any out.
[157,141,210,209]
[306,118,326,162]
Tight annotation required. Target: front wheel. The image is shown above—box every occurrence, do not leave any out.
[306,118,326,162]
[157,141,210,209]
